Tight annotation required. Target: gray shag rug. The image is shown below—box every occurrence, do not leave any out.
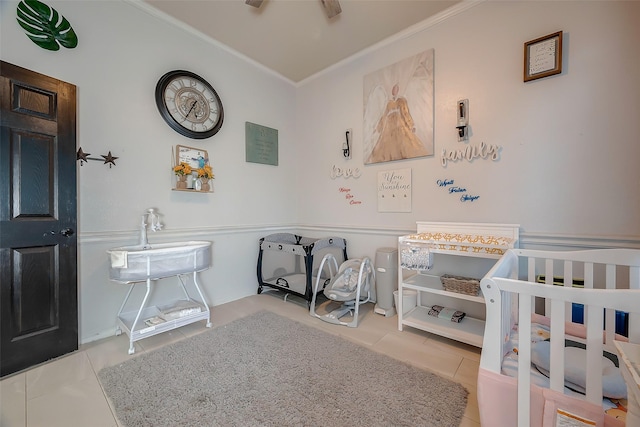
[99,311,468,427]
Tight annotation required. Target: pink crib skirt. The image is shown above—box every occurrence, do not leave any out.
[478,368,625,427]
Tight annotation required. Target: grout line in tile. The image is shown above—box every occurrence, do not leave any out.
[86,347,120,427]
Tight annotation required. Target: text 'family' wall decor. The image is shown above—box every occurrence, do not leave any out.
[441,142,501,167]
[378,168,411,212]
[436,178,480,202]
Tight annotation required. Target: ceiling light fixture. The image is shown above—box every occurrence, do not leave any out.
[245,0,342,18]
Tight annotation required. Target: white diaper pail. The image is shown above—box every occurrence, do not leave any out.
[393,289,417,315]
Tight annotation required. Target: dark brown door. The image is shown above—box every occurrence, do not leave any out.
[0,61,78,377]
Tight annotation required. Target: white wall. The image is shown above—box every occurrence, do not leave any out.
[2,0,639,343]
[2,0,299,230]
[1,0,298,342]
[296,1,640,240]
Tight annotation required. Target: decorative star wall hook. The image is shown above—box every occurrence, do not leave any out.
[76,147,90,165]
[101,151,118,168]
[77,147,118,168]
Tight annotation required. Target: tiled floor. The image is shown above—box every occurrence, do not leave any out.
[0,293,481,427]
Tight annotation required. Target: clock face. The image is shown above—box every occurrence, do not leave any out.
[155,70,224,139]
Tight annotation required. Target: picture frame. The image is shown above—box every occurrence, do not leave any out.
[524,31,563,82]
[175,144,209,170]
[363,49,434,164]
[377,168,412,213]
[245,122,278,166]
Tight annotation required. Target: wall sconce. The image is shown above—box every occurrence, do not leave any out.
[343,129,351,159]
[456,99,469,141]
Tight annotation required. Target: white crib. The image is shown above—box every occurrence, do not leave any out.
[479,248,640,427]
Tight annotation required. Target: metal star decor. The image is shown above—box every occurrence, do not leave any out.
[76,147,90,164]
[101,151,118,167]
[76,147,118,168]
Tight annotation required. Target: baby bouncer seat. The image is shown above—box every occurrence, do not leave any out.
[309,254,375,328]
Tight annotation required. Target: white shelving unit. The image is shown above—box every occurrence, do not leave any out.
[397,222,519,347]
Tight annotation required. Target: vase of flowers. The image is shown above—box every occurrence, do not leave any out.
[173,162,192,189]
[197,164,214,192]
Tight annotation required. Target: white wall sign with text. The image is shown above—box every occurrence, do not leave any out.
[377,168,411,212]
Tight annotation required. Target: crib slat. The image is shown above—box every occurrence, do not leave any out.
[632,266,640,291]
[528,257,537,315]
[549,296,566,392]
[630,266,640,343]
[549,298,566,392]
[604,264,616,344]
[605,264,615,290]
[584,262,594,289]
[544,259,553,315]
[527,256,535,282]
[583,259,598,405]
[585,304,604,404]
[518,292,532,427]
[564,260,573,323]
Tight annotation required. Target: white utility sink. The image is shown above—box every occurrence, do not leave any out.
[107,240,212,283]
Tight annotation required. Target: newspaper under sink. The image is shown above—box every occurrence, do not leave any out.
[107,240,212,283]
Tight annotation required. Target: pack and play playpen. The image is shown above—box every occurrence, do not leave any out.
[479,248,640,427]
[257,233,347,302]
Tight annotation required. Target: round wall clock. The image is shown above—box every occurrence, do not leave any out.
[155,70,224,139]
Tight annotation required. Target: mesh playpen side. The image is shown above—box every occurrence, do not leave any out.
[257,233,348,302]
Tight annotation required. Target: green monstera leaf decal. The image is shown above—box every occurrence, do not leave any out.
[16,0,78,51]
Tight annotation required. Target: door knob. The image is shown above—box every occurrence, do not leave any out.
[44,228,75,238]
[60,228,75,237]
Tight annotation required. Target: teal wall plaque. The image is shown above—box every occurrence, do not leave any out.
[245,122,278,166]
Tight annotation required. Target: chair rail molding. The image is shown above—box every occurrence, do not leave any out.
[79,223,640,251]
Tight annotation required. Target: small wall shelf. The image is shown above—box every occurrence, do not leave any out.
[172,188,212,193]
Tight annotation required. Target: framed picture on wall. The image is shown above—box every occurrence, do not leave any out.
[524,31,563,82]
[175,144,209,170]
[245,122,278,166]
[363,49,434,164]
[377,168,412,212]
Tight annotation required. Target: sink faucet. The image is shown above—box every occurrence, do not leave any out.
[140,208,163,249]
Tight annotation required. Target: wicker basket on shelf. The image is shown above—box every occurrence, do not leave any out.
[440,274,481,296]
